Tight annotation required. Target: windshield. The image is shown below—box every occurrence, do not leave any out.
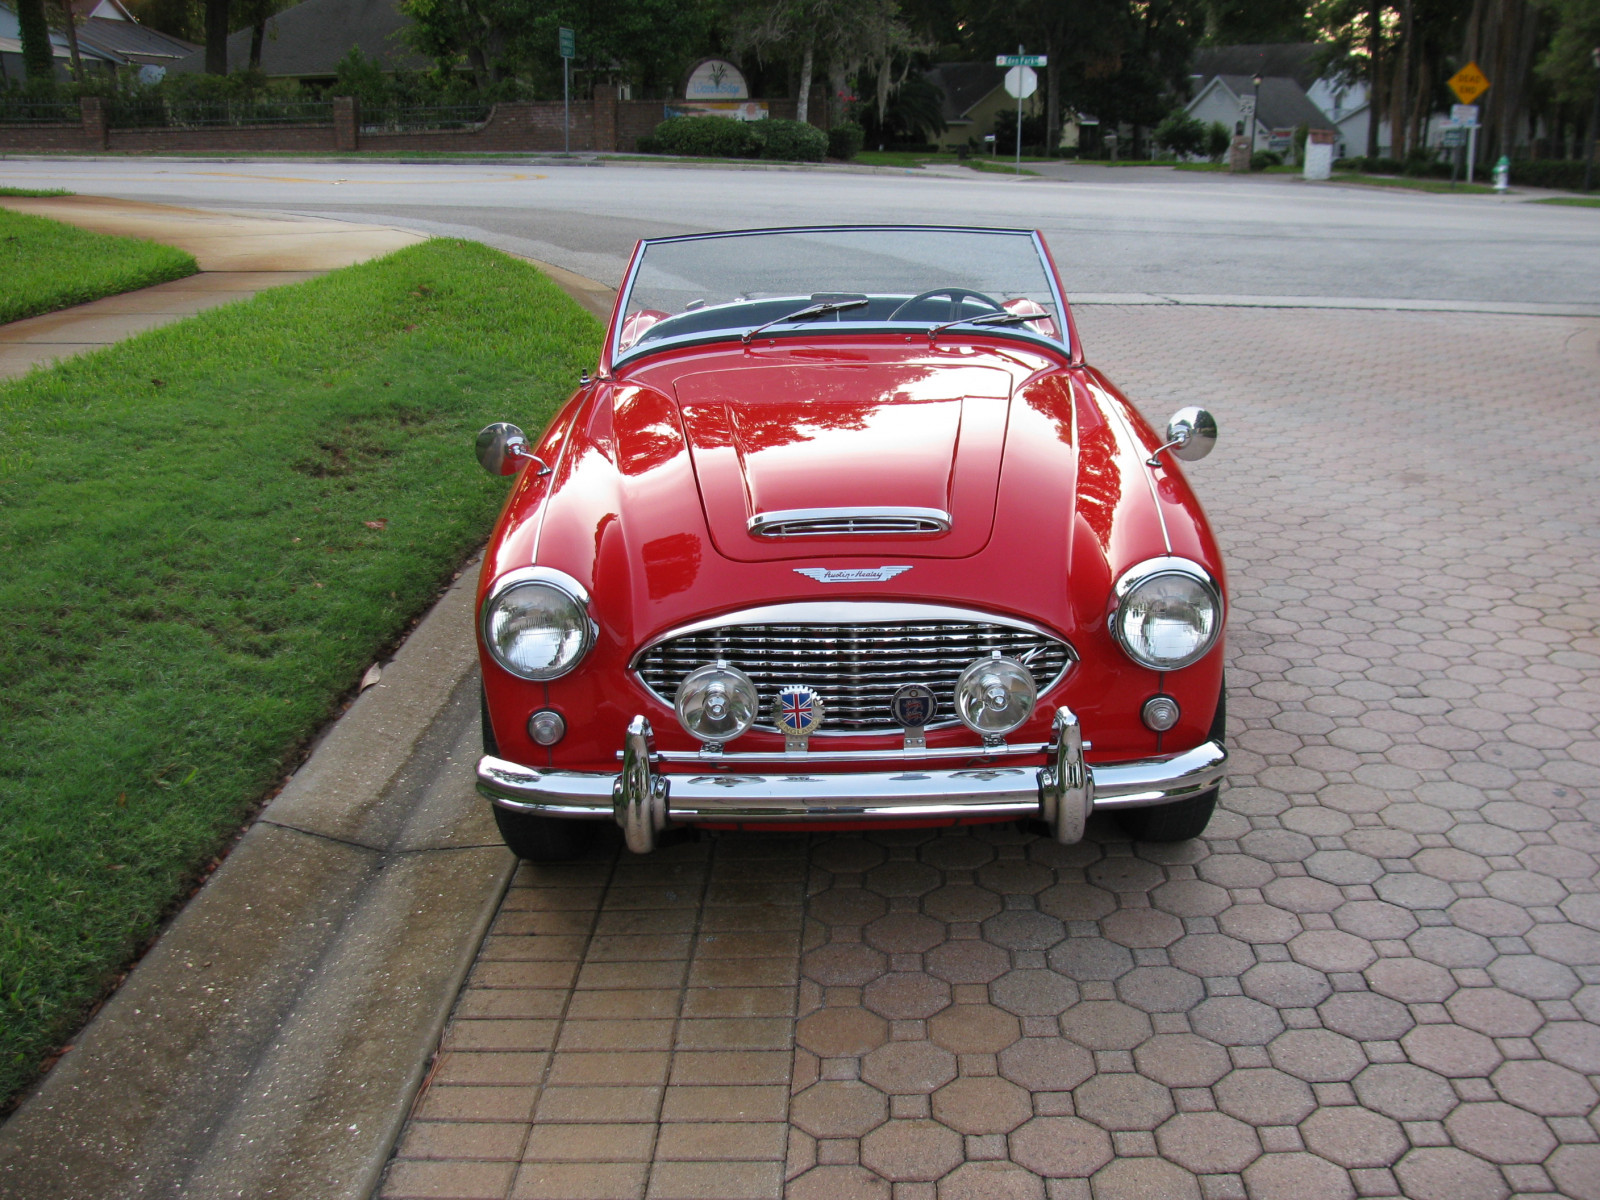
[613,226,1067,362]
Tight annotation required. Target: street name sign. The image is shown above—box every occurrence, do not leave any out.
[1448,62,1489,105]
[558,27,575,59]
[997,54,1046,67]
[1449,103,1479,127]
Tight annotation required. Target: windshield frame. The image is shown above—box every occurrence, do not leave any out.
[602,225,1073,373]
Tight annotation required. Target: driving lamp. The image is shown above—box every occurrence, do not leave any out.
[528,709,567,745]
[481,571,593,680]
[954,655,1037,738]
[676,662,760,743]
[1110,559,1221,672]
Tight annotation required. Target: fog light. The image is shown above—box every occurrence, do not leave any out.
[954,655,1037,738]
[676,662,759,744]
[1141,695,1180,732]
[528,709,566,745]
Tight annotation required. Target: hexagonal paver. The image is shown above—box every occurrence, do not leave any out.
[1100,908,1184,949]
[996,1037,1093,1092]
[989,968,1078,1017]
[864,912,945,954]
[1443,1101,1556,1165]
[860,1118,963,1182]
[790,1080,889,1139]
[1151,878,1230,918]
[1242,961,1333,1008]
[1352,1063,1457,1122]
[1189,995,1285,1045]
[922,884,1002,923]
[1242,1152,1355,1200]
[861,1041,957,1095]
[804,942,889,986]
[1300,1105,1407,1169]
[1548,1145,1600,1200]
[1289,929,1377,973]
[1132,1033,1232,1088]
[865,861,942,898]
[1168,932,1254,977]
[927,1004,1020,1055]
[1090,1156,1201,1200]
[1365,956,1456,1004]
[937,1161,1045,1200]
[1008,1115,1113,1177]
[1047,938,1134,980]
[980,910,1065,950]
[925,938,1010,985]
[1115,966,1205,1013]
[1073,1071,1175,1131]
[1491,1058,1600,1116]
[1155,1111,1262,1174]
[1214,1068,1315,1126]
[789,1165,892,1200]
[975,859,1053,895]
[811,887,890,926]
[920,838,995,871]
[1059,1000,1152,1050]
[1267,1028,1366,1083]
[798,1007,889,1057]
[1401,1023,1501,1077]
[1445,987,1543,1037]
[1318,990,1414,1041]
[930,1076,1032,1135]
[1035,881,1117,922]
[862,972,951,1020]
[1534,1019,1600,1073]
[1392,1147,1508,1200]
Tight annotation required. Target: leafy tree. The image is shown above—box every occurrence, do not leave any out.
[1200,0,1312,42]
[1154,107,1207,155]
[1537,0,1600,108]
[15,0,55,81]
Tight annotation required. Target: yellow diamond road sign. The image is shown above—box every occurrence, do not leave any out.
[1449,62,1490,105]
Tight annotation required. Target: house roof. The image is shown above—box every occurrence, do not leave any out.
[77,16,197,64]
[1188,74,1335,132]
[1193,43,1322,90]
[922,62,1008,123]
[168,0,428,78]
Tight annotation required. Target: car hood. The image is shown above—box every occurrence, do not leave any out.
[671,361,1013,561]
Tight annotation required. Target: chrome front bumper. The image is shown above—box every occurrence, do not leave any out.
[478,707,1226,854]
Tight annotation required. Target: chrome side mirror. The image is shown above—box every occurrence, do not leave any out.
[476,422,550,477]
[1147,407,1217,466]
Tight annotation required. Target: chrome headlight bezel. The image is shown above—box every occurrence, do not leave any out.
[479,566,595,681]
[953,655,1038,738]
[675,662,761,744]
[1109,557,1224,672]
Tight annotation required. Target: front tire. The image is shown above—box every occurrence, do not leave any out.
[492,804,594,862]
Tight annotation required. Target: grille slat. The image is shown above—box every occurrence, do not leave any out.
[638,619,1073,733]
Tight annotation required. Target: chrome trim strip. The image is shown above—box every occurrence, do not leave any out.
[1106,557,1225,671]
[748,507,952,537]
[619,741,1051,764]
[1099,386,1173,556]
[478,565,597,682]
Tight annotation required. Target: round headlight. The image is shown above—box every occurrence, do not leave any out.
[954,655,1037,738]
[481,574,592,680]
[1111,559,1222,672]
[676,662,759,743]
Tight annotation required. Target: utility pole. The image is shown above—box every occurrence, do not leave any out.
[1250,73,1262,154]
[1586,47,1600,194]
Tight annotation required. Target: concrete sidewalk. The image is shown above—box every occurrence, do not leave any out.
[0,195,425,379]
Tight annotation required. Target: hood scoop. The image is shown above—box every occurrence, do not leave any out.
[749,507,951,538]
[675,361,1013,563]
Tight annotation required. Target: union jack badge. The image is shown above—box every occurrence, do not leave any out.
[773,686,823,736]
[889,684,937,729]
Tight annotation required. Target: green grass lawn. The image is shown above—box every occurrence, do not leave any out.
[0,187,71,198]
[1534,195,1600,207]
[1328,172,1497,194]
[0,239,600,1110]
[0,206,197,324]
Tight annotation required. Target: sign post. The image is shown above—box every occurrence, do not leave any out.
[558,27,575,153]
[997,50,1045,174]
[1447,63,1489,183]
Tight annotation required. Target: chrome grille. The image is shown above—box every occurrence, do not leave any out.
[748,507,950,537]
[636,619,1073,733]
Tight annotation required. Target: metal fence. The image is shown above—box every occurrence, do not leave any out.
[0,99,82,124]
[359,105,492,133]
[104,100,335,129]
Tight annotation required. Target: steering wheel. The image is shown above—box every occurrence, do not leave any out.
[889,288,1008,322]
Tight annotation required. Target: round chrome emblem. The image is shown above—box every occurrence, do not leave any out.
[889,684,937,728]
[773,685,824,736]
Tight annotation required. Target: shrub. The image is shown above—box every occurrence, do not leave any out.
[633,134,659,155]
[751,118,828,161]
[1250,150,1283,171]
[1153,109,1206,158]
[1509,159,1590,190]
[828,122,864,161]
[1205,121,1231,161]
[651,114,758,157]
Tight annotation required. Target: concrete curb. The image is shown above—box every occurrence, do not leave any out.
[0,563,516,1200]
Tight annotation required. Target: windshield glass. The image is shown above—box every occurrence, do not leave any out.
[614,227,1066,361]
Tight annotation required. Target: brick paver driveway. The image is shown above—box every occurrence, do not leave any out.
[380,306,1600,1200]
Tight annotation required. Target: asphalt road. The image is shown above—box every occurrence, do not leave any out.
[2,158,1597,310]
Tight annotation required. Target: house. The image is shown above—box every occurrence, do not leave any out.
[0,0,194,83]
[1,0,113,82]
[167,0,428,85]
[922,61,1043,152]
[1189,43,1378,159]
[1185,74,1335,158]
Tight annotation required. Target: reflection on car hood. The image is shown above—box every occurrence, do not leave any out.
[672,361,1013,562]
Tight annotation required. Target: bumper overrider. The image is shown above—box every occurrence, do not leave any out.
[477,706,1226,854]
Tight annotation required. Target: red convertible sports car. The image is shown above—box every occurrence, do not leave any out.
[474,226,1225,860]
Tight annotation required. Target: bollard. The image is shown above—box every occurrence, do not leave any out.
[1493,155,1510,192]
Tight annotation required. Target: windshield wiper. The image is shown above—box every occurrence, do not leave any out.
[927,310,1034,342]
[742,296,869,344]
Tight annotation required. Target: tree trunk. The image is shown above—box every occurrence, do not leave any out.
[205,0,229,74]
[1045,36,1060,153]
[1366,0,1382,157]
[16,0,54,81]
[795,37,815,125]
[57,0,83,81]
[1391,0,1411,158]
[249,19,264,70]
